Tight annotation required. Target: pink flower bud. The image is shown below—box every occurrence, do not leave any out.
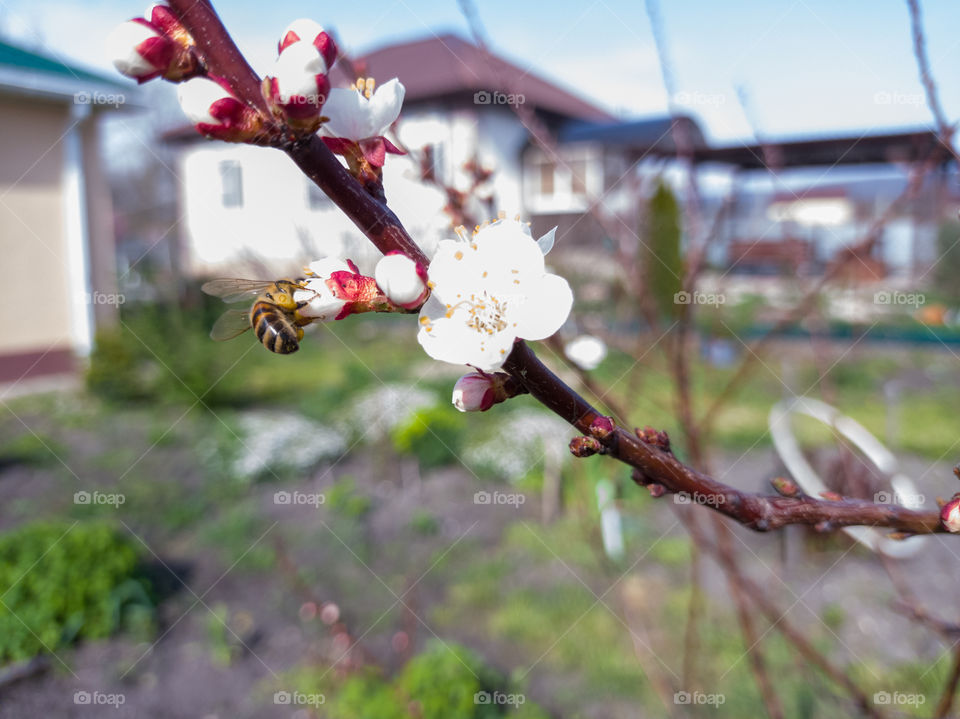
[941,495,960,533]
[452,374,498,412]
[176,76,263,142]
[107,19,173,83]
[589,415,616,440]
[279,18,338,68]
[374,252,428,309]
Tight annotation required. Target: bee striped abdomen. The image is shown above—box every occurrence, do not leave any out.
[251,302,300,354]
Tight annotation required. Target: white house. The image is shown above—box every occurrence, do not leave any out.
[163,33,614,278]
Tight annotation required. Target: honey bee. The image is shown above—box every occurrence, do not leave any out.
[202,278,316,354]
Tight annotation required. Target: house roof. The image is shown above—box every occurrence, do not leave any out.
[555,115,707,152]
[333,33,613,122]
[0,38,128,102]
[695,129,947,169]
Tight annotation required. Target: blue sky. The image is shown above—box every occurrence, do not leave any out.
[2,0,958,143]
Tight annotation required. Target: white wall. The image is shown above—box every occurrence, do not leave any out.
[178,139,448,277]
[178,104,542,278]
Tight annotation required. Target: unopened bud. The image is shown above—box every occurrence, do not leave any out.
[279,18,338,68]
[265,40,330,132]
[770,477,799,497]
[636,425,671,452]
[589,416,616,440]
[452,374,495,412]
[177,76,264,142]
[647,483,667,498]
[819,491,843,501]
[569,435,602,457]
[375,252,429,309]
[107,6,198,83]
[107,20,172,82]
[941,494,960,533]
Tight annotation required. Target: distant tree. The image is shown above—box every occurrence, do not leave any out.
[643,181,684,319]
[934,219,960,303]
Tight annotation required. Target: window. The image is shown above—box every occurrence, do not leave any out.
[307,181,332,210]
[539,161,555,196]
[422,143,446,184]
[219,160,243,208]
[569,159,587,196]
[525,146,598,214]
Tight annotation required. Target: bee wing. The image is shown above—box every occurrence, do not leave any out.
[210,309,252,342]
[202,278,275,304]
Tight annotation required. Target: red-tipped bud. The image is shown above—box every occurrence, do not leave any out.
[265,40,330,133]
[108,6,198,84]
[569,435,603,457]
[941,494,960,533]
[279,18,338,68]
[819,491,843,501]
[589,416,616,440]
[107,19,174,83]
[177,76,264,142]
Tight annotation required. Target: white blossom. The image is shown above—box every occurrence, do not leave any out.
[417,219,573,371]
[322,78,405,143]
[564,335,608,370]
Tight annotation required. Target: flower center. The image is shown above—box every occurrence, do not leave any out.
[453,292,509,335]
[353,77,376,99]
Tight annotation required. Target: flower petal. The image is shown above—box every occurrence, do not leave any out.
[366,78,405,137]
[537,226,557,255]
[418,313,515,371]
[512,274,573,341]
[321,87,369,140]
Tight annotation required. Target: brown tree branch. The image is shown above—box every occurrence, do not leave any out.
[905,0,959,163]
[502,340,951,535]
